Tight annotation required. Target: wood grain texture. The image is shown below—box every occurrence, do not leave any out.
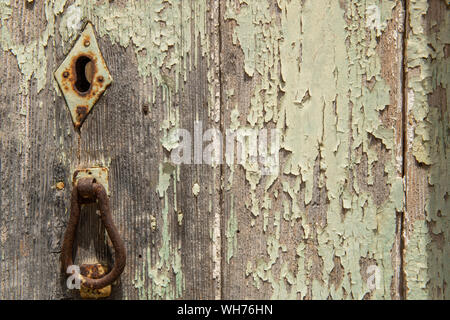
[0,0,448,300]
[1,0,221,299]
[220,0,405,299]
[403,0,449,299]
[0,1,78,299]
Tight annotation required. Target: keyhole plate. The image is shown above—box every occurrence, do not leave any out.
[54,22,112,129]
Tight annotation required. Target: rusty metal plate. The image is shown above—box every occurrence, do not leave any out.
[73,167,109,196]
[79,264,111,299]
[55,22,112,129]
[72,168,112,299]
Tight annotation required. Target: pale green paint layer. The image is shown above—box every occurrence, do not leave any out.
[225,0,403,299]
[226,195,237,263]
[0,0,68,94]
[404,0,449,299]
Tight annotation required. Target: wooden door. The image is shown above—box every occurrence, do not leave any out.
[0,0,448,300]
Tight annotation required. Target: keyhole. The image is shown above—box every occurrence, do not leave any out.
[75,56,93,93]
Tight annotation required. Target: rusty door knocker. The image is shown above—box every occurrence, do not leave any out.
[61,177,126,291]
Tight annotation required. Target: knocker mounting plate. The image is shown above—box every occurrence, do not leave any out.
[73,167,110,196]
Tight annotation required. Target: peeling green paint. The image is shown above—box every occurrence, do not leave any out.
[0,0,211,103]
[192,183,200,197]
[404,0,449,299]
[0,0,68,93]
[226,0,403,299]
[225,195,237,263]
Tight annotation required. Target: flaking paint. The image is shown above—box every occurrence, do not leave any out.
[1,0,447,300]
[224,0,404,299]
[404,0,449,299]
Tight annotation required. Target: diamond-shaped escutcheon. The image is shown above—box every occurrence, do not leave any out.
[55,22,112,129]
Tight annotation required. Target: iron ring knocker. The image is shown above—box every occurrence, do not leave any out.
[61,177,126,290]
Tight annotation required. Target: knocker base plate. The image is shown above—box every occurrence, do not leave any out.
[73,167,109,196]
[80,264,111,299]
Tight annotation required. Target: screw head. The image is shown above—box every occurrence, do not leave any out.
[63,71,69,78]
[84,40,90,47]
[97,76,104,83]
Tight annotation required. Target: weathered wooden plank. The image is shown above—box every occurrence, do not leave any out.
[403,0,449,299]
[220,0,405,299]
[75,0,221,299]
[1,0,221,299]
[0,0,80,299]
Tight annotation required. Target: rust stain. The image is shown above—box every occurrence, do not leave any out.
[56,182,65,190]
[75,105,88,127]
[80,264,112,299]
[19,240,29,257]
[81,264,108,279]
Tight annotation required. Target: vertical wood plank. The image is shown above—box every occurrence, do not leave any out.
[0,0,79,299]
[403,0,449,299]
[220,0,405,299]
[1,0,221,299]
[73,0,222,300]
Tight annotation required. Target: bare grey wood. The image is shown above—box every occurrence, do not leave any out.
[1,0,220,299]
